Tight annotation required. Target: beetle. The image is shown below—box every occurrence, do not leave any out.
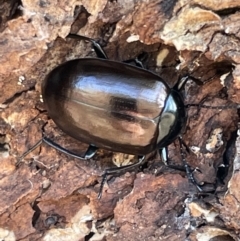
[19,34,235,198]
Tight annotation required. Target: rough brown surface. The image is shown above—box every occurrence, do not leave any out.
[0,0,240,240]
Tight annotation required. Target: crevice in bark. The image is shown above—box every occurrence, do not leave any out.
[215,7,240,17]
[2,86,35,105]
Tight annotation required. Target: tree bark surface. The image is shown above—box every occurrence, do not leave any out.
[0,0,240,240]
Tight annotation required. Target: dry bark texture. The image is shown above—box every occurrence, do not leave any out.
[0,0,240,240]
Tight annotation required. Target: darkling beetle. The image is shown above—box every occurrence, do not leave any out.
[18,34,239,199]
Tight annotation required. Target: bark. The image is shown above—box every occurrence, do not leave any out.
[0,0,240,240]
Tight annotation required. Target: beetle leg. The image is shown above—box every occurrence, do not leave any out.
[180,139,190,153]
[178,136,203,192]
[83,145,98,159]
[17,136,99,165]
[161,147,168,166]
[174,74,205,91]
[123,52,148,68]
[42,137,97,160]
[134,58,144,68]
[160,143,203,191]
[16,139,43,166]
[98,155,145,199]
[67,34,108,59]
[124,58,144,68]
[160,147,185,171]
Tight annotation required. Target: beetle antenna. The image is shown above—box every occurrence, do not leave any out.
[185,103,240,110]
